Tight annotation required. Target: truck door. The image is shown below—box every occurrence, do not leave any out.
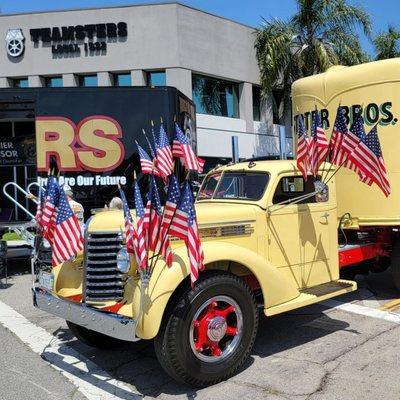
[266,175,338,289]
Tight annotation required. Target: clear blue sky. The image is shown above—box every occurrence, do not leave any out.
[1,0,398,56]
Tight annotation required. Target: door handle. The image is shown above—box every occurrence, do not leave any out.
[320,212,330,223]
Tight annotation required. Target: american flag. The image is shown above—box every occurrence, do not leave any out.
[137,142,156,175]
[345,114,373,185]
[41,176,59,242]
[350,126,390,197]
[133,180,148,270]
[119,188,135,254]
[155,124,174,178]
[49,186,83,267]
[169,181,204,286]
[144,175,173,266]
[296,114,309,180]
[161,174,180,229]
[172,123,205,173]
[35,183,46,233]
[309,110,329,176]
[330,106,350,166]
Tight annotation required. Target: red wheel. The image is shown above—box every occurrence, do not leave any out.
[190,296,243,362]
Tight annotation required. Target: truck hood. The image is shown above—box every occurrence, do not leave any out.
[88,209,125,232]
[195,202,258,226]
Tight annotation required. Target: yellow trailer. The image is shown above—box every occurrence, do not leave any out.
[292,58,400,285]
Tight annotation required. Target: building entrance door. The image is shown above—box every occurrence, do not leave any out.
[0,120,36,222]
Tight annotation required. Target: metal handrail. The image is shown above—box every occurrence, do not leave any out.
[2,181,38,220]
[27,182,45,198]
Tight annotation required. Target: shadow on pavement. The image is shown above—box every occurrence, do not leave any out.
[45,306,350,398]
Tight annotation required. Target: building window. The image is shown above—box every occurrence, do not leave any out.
[78,74,98,87]
[253,86,261,122]
[11,78,28,88]
[192,74,239,118]
[146,71,166,87]
[113,72,131,87]
[44,76,63,87]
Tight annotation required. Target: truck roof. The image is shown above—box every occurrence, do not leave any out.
[214,159,333,175]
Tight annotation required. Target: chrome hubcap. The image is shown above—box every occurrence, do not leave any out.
[207,316,227,341]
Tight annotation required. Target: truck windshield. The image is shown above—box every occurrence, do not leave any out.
[197,173,222,200]
[198,172,269,201]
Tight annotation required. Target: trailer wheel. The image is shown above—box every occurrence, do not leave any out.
[66,321,128,349]
[391,237,400,290]
[154,272,259,387]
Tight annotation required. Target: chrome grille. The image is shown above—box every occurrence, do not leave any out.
[84,232,125,302]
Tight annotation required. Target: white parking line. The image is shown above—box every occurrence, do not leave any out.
[0,300,143,400]
[322,299,400,324]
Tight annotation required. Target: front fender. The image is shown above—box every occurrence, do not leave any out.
[134,241,300,340]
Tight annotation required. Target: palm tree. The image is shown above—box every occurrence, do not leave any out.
[255,0,371,119]
[373,26,400,60]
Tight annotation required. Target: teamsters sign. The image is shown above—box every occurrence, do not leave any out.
[30,22,127,56]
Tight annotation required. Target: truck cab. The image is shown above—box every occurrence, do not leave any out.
[33,159,356,387]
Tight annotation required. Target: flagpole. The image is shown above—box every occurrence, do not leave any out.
[151,170,189,271]
[320,100,343,183]
[142,128,156,159]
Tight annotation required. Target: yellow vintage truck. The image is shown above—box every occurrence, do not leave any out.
[33,160,356,387]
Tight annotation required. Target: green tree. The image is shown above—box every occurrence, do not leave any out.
[255,0,371,119]
[373,26,400,60]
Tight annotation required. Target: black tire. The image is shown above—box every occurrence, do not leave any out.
[154,272,259,387]
[391,236,400,290]
[66,321,128,349]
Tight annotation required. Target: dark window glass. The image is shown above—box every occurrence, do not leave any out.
[12,78,28,88]
[146,71,166,87]
[253,86,261,121]
[213,172,269,200]
[113,73,131,87]
[78,74,98,87]
[192,74,239,118]
[44,76,63,87]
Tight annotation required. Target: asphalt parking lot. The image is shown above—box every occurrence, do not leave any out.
[1,260,400,400]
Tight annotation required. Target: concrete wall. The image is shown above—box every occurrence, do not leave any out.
[0,3,258,82]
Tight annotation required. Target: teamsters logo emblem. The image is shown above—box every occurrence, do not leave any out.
[5,29,25,57]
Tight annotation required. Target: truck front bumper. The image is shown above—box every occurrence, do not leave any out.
[32,288,139,342]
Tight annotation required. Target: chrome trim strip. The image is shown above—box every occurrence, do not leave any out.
[87,237,122,242]
[86,288,124,294]
[87,244,122,250]
[86,267,119,272]
[33,289,138,342]
[87,259,117,265]
[199,223,254,239]
[198,219,256,228]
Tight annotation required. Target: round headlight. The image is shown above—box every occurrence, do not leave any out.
[116,248,130,273]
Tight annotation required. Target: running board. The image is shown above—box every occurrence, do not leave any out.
[264,279,357,316]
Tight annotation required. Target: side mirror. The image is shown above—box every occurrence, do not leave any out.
[314,181,329,203]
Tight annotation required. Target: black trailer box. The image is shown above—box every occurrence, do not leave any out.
[0,87,196,221]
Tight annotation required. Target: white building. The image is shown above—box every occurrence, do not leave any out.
[0,2,292,168]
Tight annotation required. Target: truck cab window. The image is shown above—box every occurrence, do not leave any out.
[273,176,325,204]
